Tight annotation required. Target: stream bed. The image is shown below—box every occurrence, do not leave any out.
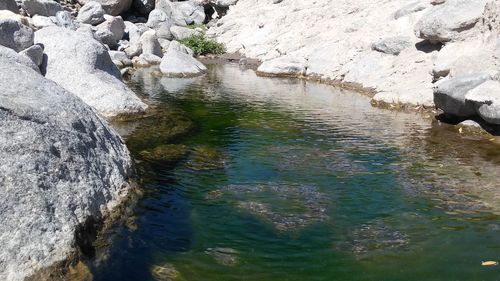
[96,63,500,281]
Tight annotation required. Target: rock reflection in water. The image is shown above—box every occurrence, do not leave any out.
[223,183,329,231]
[205,247,239,266]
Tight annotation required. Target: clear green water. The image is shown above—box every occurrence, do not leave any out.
[96,63,500,281]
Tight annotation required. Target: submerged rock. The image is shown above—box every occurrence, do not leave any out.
[0,50,133,281]
[226,183,329,231]
[35,26,148,117]
[150,263,179,281]
[139,144,187,164]
[336,221,409,257]
[186,145,225,171]
[205,247,239,266]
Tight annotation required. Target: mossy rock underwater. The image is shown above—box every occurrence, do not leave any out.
[186,145,225,170]
[139,144,187,165]
[125,107,194,152]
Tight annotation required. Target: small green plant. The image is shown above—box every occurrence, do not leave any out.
[180,34,226,56]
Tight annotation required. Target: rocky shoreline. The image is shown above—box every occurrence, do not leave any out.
[1,0,500,279]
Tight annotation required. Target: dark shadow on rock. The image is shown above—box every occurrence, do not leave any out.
[436,113,500,136]
[415,40,443,53]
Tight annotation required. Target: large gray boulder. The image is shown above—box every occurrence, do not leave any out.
[35,26,147,117]
[0,19,34,52]
[414,0,488,43]
[77,1,105,25]
[0,0,19,13]
[78,0,133,16]
[372,36,412,55]
[146,8,173,40]
[19,43,44,67]
[174,0,205,25]
[434,73,490,117]
[465,80,500,124]
[159,49,206,77]
[21,0,63,17]
[0,51,133,281]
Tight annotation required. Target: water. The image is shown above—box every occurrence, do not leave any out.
[96,63,500,281]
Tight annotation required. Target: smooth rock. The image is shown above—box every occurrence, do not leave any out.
[0,0,19,13]
[414,0,488,43]
[96,15,125,47]
[257,57,307,77]
[140,29,162,57]
[109,50,132,68]
[465,80,500,124]
[0,19,34,52]
[372,36,412,55]
[30,14,56,29]
[170,25,201,40]
[19,43,44,67]
[0,44,39,72]
[434,73,490,117]
[77,0,133,16]
[167,40,193,56]
[0,10,28,25]
[77,1,105,25]
[35,26,148,117]
[21,0,63,17]
[159,49,207,77]
[0,52,133,281]
[394,0,427,19]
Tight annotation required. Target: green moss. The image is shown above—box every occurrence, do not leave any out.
[139,144,187,164]
[187,145,225,170]
[180,34,226,56]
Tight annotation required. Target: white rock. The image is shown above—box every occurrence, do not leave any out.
[0,10,28,25]
[257,56,307,77]
[21,0,63,17]
[35,26,148,117]
[95,15,125,47]
[30,14,56,29]
[77,1,105,25]
[0,19,34,52]
[140,29,162,57]
[160,49,206,77]
[77,0,133,16]
[0,51,133,281]
[109,50,132,68]
[167,40,193,56]
[55,10,75,29]
[414,0,488,43]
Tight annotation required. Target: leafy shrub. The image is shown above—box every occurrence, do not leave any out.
[180,34,226,56]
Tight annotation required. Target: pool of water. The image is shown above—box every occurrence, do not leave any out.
[96,63,500,281]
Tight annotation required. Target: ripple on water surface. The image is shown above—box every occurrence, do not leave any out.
[96,63,500,281]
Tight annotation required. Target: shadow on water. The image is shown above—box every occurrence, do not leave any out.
[96,63,500,281]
